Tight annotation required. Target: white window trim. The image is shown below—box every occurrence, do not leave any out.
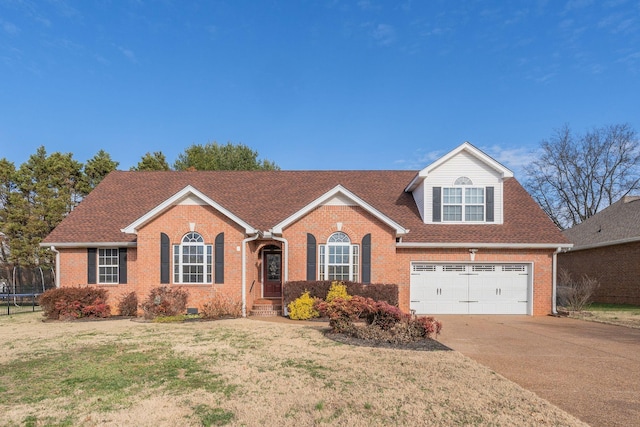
[98,248,119,284]
[173,232,213,284]
[442,186,486,223]
[318,232,360,282]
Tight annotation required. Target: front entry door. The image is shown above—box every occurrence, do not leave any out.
[263,251,282,298]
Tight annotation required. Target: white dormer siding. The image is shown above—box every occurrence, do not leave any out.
[410,144,509,225]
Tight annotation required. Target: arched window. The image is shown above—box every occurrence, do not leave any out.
[454,176,473,185]
[318,232,359,281]
[173,232,212,283]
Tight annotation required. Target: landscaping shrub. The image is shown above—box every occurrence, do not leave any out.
[317,295,442,343]
[557,269,600,311]
[288,291,320,320]
[326,281,351,302]
[117,291,138,316]
[141,286,189,319]
[201,293,242,319]
[284,281,398,307]
[39,287,111,320]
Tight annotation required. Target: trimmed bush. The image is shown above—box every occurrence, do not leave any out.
[288,291,320,320]
[326,281,351,302]
[141,286,189,319]
[201,293,242,319]
[39,287,111,320]
[117,291,138,316]
[284,281,398,307]
[317,295,442,343]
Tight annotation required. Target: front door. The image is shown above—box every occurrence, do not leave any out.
[263,251,282,298]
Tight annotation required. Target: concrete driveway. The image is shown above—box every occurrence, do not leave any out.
[436,315,640,427]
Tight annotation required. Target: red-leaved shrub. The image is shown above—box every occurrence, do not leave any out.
[317,295,442,343]
[117,291,138,316]
[141,286,189,319]
[39,287,111,320]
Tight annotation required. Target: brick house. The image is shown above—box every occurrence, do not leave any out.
[41,143,570,316]
[558,196,640,306]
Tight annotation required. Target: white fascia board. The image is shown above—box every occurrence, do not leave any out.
[404,142,514,192]
[120,185,258,235]
[272,184,409,236]
[396,242,573,249]
[39,242,138,248]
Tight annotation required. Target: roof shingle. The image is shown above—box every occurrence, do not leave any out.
[42,170,568,246]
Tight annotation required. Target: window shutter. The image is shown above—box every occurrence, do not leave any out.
[87,248,97,284]
[361,234,371,284]
[160,233,170,284]
[486,186,494,222]
[215,233,224,284]
[118,248,128,284]
[307,233,316,280]
[432,187,441,222]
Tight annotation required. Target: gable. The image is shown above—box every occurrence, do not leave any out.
[121,185,257,235]
[271,185,408,236]
[408,143,510,225]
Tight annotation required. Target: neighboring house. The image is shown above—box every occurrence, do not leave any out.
[41,142,570,316]
[558,196,640,306]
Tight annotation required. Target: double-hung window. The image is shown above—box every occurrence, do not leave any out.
[173,232,213,284]
[318,232,359,281]
[443,177,485,222]
[98,248,119,284]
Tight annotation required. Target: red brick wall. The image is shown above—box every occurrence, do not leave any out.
[283,205,397,283]
[558,242,640,305]
[56,203,558,316]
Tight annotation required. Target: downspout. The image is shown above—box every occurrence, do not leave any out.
[50,246,61,288]
[552,247,562,315]
[242,233,260,318]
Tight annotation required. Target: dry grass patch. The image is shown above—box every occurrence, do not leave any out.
[566,303,640,328]
[0,312,586,426]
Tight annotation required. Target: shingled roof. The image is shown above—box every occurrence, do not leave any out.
[563,196,640,251]
[42,170,568,246]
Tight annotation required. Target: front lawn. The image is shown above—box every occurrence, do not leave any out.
[0,312,585,426]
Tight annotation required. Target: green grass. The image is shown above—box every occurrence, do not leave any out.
[587,303,640,312]
[0,342,236,411]
[193,404,235,426]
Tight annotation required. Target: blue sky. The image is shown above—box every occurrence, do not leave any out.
[1,0,639,176]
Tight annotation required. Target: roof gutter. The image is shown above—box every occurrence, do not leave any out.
[39,242,138,248]
[396,242,573,250]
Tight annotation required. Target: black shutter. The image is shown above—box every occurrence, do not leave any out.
[119,248,128,284]
[432,187,441,222]
[306,233,316,281]
[160,233,170,284]
[87,248,97,284]
[215,233,224,284]
[361,234,371,284]
[486,186,494,222]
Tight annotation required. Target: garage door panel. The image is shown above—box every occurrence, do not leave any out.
[410,263,530,315]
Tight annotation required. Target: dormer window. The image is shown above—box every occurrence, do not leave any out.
[430,175,495,223]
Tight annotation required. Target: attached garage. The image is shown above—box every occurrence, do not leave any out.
[410,262,531,315]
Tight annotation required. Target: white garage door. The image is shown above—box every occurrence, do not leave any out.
[410,263,530,315]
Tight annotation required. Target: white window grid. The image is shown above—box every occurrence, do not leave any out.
[98,248,119,284]
[173,232,212,284]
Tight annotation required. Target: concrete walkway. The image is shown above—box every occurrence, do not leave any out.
[436,315,640,427]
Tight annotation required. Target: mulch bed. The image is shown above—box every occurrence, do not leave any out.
[324,331,451,351]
